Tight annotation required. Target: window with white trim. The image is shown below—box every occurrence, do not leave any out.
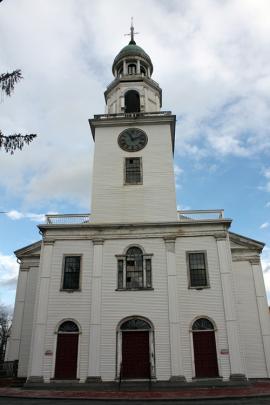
[62,256,81,290]
[187,252,209,288]
[125,157,142,184]
[116,247,152,290]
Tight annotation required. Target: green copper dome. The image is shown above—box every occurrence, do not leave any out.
[112,40,153,75]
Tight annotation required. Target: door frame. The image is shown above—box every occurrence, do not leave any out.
[190,317,220,379]
[52,319,81,380]
[116,316,156,380]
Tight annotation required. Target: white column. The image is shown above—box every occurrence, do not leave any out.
[250,258,270,376]
[123,59,127,75]
[217,236,246,380]
[164,238,185,382]
[27,241,54,383]
[144,86,149,112]
[6,265,28,361]
[136,59,140,74]
[86,239,103,382]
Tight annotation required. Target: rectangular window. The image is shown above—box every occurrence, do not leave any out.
[125,157,142,184]
[188,252,208,288]
[62,256,81,290]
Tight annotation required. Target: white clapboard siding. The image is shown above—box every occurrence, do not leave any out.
[91,124,177,224]
[17,266,39,377]
[233,260,267,377]
[42,240,93,382]
[175,236,231,381]
[100,238,171,381]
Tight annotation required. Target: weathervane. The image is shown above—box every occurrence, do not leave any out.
[125,17,139,44]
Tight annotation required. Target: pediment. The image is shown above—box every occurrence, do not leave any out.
[14,240,42,259]
[229,232,264,252]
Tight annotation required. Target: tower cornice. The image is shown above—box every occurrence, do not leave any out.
[89,112,176,153]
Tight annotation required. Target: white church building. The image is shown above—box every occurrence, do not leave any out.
[6,26,270,384]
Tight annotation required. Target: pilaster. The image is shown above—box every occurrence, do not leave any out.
[250,258,270,376]
[164,238,186,382]
[86,239,104,383]
[6,266,28,361]
[216,236,246,380]
[27,241,54,383]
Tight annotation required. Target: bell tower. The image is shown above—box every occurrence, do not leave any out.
[89,23,177,224]
[105,21,162,114]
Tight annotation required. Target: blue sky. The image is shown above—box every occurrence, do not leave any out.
[0,0,270,307]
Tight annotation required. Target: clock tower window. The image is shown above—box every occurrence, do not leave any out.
[125,157,142,185]
[125,90,140,113]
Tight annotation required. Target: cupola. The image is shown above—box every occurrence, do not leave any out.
[105,21,162,114]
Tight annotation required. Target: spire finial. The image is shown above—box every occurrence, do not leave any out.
[125,17,139,44]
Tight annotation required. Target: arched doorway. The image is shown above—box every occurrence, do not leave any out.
[54,320,79,379]
[125,90,140,113]
[192,318,219,378]
[118,317,154,379]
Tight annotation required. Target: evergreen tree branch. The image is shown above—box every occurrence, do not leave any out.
[0,131,37,154]
[0,70,23,96]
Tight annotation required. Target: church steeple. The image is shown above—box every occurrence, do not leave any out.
[105,22,162,114]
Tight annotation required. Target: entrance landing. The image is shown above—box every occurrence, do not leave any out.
[1,380,270,400]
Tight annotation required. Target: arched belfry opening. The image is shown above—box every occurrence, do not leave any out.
[125,90,140,113]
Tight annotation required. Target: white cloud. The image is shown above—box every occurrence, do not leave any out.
[5,210,46,222]
[6,210,24,220]
[0,253,19,293]
[260,222,270,229]
[174,164,183,176]
[266,202,270,208]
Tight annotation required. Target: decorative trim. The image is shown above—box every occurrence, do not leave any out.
[214,233,227,241]
[92,239,104,245]
[232,255,261,263]
[43,240,55,246]
[249,258,261,265]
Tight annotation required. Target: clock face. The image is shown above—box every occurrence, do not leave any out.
[118,128,148,152]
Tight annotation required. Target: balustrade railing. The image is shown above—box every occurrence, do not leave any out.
[44,210,224,225]
[178,209,224,220]
[45,214,91,225]
[93,111,172,120]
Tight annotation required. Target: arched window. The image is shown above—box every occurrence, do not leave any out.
[192,318,214,331]
[121,318,151,330]
[58,321,79,333]
[128,63,137,75]
[117,246,152,290]
[125,90,140,113]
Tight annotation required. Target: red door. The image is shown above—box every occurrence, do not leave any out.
[55,334,78,379]
[193,331,219,378]
[122,331,150,379]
